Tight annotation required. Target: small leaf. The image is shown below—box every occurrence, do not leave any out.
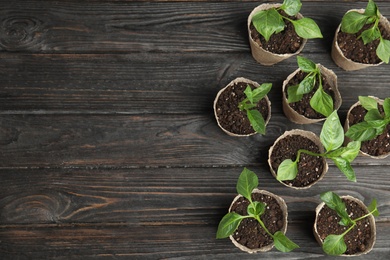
[310,88,334,117]
[320,191,352,224]
[332,157,357,182]
[247,201,266,217]
[252,9,285,42]
[360,26,380,45]
[281,0,302,16]
[297,73,316,95]
[359,96,378,111]
[243,86,254,104]
[345,120,385,141]
[322,234,347,256]
[341,11,369,34]
[297,56,317,73]
[364,0,378,17]
[251,83,272,103]
[291,17,323,39]
[216,213,244,239]
[340,141,361,163]
[384,98,390,118]
[320,111,344,152]
[277,159,298,181]
[247,109,266,135]
[364,109,383,121]
[377,39,390,64]
[273,231,300,252]
[367,199,380,217]
[287,85,303,103]
[236,168,258,201]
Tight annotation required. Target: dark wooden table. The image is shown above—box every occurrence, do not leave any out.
[1,0,389,259]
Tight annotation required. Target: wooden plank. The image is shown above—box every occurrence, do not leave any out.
[3,114,388,168]
[0,1,388,53]
[0,166,389,224]
[0,53,389,114]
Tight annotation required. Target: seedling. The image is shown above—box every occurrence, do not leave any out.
[287,56,334,117]
[340,0,390,63]
[319,191,379,255]
[346,96,390,141]
[252,0,323,42]
[238,83,272,135]
[216,168,299,252]
[277,111,361,182]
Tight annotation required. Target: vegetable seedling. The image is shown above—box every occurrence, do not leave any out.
[252,0,323,42]
[238,83,272,135]
[277,111,361,182]
[287,56,334,117]
[346,96,390,141]
[319,191,379,255]
[216,168,299,253]
[340,0,390,63]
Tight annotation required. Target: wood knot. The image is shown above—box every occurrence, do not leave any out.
[0,16,45,50]
[0,126,20,145]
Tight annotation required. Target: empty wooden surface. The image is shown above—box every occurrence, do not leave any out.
[1,0,389,259]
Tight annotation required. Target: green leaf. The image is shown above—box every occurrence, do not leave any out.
[322,234,347,256]
[281,0,302,16]
[359,96,378,111]
[287,85,303,103]
[310,88,334,117]
[291,17,323,39]
[297,73,316,95]
[251,83,272,103]
[377,39,390,64]
[277,159,298,181]
[341,141,361,162]
[384,98,390,118]
[297,56,317,72]
[320,191,353,225]
[360,26,381,45]
[345,120,384,141]
[332,157,357,182]
[273,231,300,252]
[364,109,383,121]
[236,168,258,201]
[243,86,254,104]
[247,201,266,217]
[320,111,344,152]
[341,11,369,34]
[252,9,285,42]
[216,212,244,239]
[364,0,378,17]
[247,109,266,135]
[367,199,380,217]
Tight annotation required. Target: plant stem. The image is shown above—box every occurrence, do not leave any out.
[254,214,274,238]
[295,149,324,163]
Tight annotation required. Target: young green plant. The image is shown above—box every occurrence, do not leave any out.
[341,0,390,63]
[277,111,361,182]
[252,0,323,42]
[346,96,390,141]
[319,191,379,255]
[238,83,272,135]
[216,168,299,253]
[287,56,334,117]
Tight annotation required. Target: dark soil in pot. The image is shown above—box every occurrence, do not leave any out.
[270,134,325,188]
[315,197,374,255]
[284,71,337,120]
[249,10,303,54]
[348,104,390,157]
[215,82,269,135]
[337,23,390,64]
[230,192,284,249]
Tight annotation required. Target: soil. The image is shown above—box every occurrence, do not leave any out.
[285,71,336,119]
[230,193,284,249]
[270,134,325,187]
[337,22,390,64]
[348,104,390,156]
[250,10,303,54]
[316,198,373,255]
[215,82,269,135]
